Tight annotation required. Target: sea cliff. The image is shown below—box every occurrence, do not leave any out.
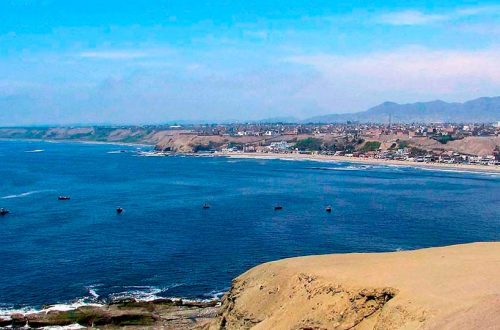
[1,243,498,329]
[210,242,500,329]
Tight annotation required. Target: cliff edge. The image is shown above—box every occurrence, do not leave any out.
[210,242,500,329]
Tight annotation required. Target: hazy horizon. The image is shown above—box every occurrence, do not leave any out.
[1,1,500,125]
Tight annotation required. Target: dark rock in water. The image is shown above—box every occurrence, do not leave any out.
[10,313,27,327]
[0,317,13,327]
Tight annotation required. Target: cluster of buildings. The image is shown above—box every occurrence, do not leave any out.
[185,122,499,166]
[176,122,499,140]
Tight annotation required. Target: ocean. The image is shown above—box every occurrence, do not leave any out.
[0,140,499,313]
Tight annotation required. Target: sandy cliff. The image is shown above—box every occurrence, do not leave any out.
[210,243,500,329]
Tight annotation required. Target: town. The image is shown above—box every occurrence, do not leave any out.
[1,122,499,166]
[156,122,500,166]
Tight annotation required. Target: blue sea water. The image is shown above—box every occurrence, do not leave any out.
[0,140,499,312]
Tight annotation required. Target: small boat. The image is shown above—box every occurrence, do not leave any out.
[58,196,71,200]
[116,207,124,214]
[274,205,283,211]
[325,206,332,212]
[202,203,211,209]
[0,208,9,216]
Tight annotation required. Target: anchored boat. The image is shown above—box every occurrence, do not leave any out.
[0,208,9,216]
[58,196,71,200]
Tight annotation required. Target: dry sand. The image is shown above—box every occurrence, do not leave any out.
[223,152,500,174]
[210,242,500,329]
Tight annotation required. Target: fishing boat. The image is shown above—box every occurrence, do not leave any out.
[203,203,211,209]
[58,196,71,200]
[116,207,124,214]
[0,208,9,216]
[325,206,332,212]
[274,205,283,210]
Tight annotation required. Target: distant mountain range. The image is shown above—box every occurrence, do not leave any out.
[303,96,500,124]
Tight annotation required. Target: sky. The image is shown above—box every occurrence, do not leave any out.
[0,0,499,125]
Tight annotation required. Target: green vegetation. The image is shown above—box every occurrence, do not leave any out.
[397,140,409,149]
[227,141,244,150]
[433,135,455,144]
[360,141,381,152]
[294,138,323,151]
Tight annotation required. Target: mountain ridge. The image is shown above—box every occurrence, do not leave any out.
[304,96,500,123]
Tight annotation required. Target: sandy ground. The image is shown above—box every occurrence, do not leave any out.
[211,242,500,329]
[222,152,500,174]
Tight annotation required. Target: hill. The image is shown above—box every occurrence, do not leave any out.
[306,96,500,123]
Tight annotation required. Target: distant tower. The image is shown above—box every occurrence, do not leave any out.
[388,113,392,129]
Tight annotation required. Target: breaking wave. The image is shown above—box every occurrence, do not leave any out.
[0,284,223,321]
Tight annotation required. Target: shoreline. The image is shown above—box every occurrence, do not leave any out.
[0,138,155,148]
[0,297,220,329]
[2,138,498,174]
[222,152,500,174]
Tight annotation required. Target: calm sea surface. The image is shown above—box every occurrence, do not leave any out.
[1,140,499,311]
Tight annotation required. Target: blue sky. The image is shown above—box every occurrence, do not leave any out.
[1,0,499,125]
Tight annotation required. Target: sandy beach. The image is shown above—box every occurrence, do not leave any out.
[223,152,500,174]
[212,242,500,329]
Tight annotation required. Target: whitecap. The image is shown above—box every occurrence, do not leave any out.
[24,149,44,153]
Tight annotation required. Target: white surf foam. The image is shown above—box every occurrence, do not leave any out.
[0,284,225,323]
[107,286,166,302]
[40,324,85,330]
[41,301,104,313]
[417,166,500,177]
[308,165,372,171]
[203,289,228,301]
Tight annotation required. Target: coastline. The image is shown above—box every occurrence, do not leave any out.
[2,138,498,174]
[0,138,154,148]
[0,297,220,329]
[4,243,499,329]
[222,152,500,174]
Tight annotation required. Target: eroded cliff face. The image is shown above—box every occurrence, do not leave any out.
[210,272,415,330]
[208,243,500,330]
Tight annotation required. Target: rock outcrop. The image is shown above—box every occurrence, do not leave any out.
[1,299,219,329]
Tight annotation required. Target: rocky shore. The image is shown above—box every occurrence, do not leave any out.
[0,298,219,329]
[2,243,499,329]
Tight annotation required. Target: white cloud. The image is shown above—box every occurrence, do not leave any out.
[78,50,150,60]
[378,6,500,26]
[378,10,448,26]
[286,47,500,111]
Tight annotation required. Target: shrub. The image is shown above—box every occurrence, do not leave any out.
[294,138,323,151]
[360,141,381,152]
